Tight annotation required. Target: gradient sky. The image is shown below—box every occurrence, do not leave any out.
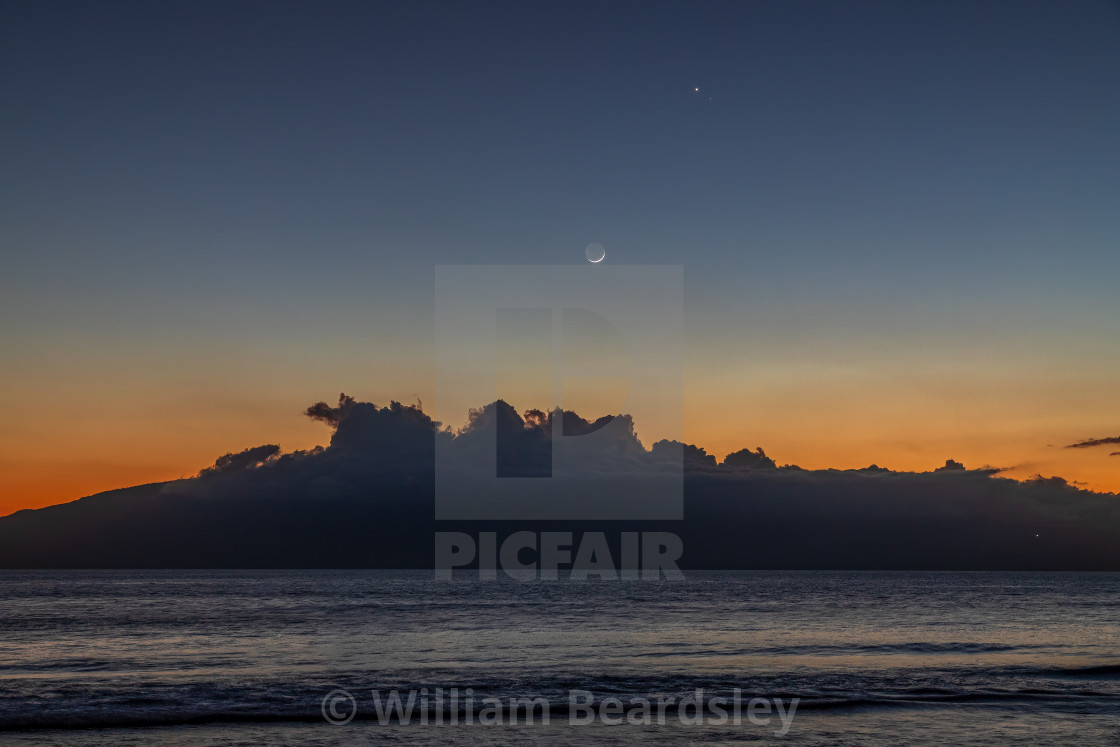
[2,0,1119,514]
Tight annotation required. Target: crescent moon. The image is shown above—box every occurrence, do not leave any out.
[585,243,606,263]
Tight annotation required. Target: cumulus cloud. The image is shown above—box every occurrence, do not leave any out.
[198,444,280,476]
[304,393,358,427]
[722,447,777,470]
[652,440,716,469]
[256,396,1120,497]
[3,394,1119,570]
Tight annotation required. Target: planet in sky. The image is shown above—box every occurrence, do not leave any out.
[585,242,606,263]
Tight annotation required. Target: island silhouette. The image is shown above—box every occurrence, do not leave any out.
[1,394,1117,569]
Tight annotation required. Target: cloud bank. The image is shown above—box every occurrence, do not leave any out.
[0,394,1117,570]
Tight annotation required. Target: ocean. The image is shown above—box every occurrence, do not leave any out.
[1,570,1117,744]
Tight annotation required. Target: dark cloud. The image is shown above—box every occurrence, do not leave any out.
[2,395,1118,569]
[1064,436,1120,449]
[326,398,443,456]
[199,444,280,476]
[456,400,551,477]
[652,440,716,469]
[304,393,358,427]
[1026,473,1067,487]
[722,447,777,470]
[855,464,892,474]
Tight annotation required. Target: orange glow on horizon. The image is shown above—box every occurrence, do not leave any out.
[2,357,1118,517]
[4,418,1115,519]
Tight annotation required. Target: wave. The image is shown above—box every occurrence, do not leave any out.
[627,641,1052,658]
[1041,664,1120,677]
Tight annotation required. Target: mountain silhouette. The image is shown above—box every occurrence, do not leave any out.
[1,395,1117,569]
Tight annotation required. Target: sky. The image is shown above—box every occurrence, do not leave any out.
[1,0,1119,515]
